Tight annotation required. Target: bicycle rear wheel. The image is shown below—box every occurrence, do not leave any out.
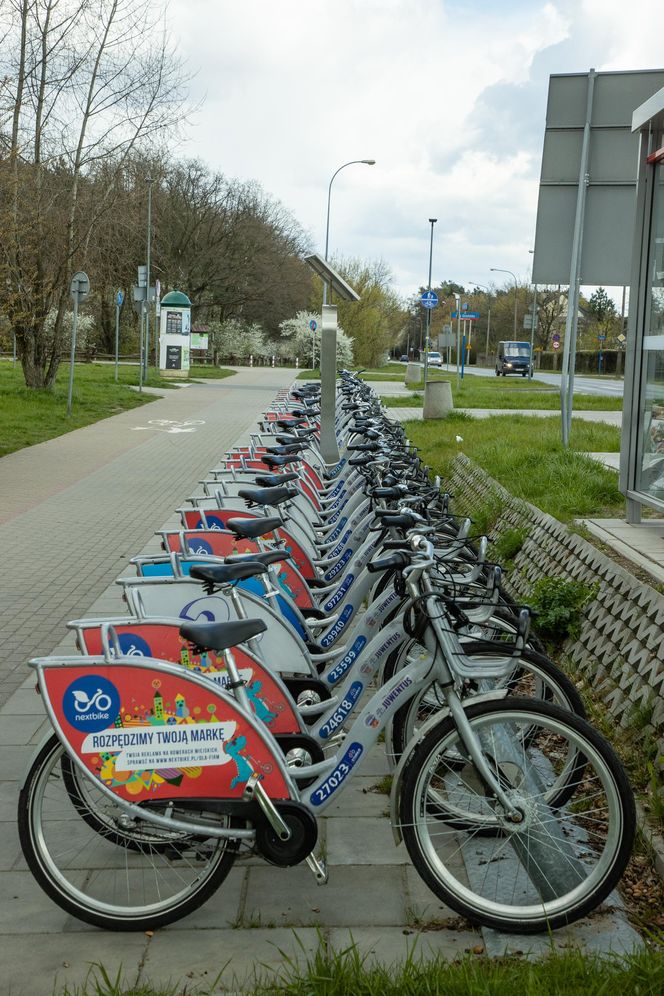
[399,698,634,933]
[19,735,239,931]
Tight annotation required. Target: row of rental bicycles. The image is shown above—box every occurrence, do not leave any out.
[19,372,635,935]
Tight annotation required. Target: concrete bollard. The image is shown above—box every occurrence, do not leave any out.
[272,355,275,367]
[249,354,253,367]
[296,357,299,368]
[405,362,420,386]
[423,379,453,419]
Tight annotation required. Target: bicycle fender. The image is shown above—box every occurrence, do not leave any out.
[30,654,299,806]
[388,688,509,846]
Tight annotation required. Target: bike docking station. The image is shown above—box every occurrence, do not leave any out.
[158,289,192,378]
[304,254,360,464]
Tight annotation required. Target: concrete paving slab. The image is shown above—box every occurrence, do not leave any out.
[1,932,147,996]
[327,924,482,964]
[326,816,409,866]
[580,517,664,584]
[243,864,407,928]
[482,909,642,959]
[143,926,322,993]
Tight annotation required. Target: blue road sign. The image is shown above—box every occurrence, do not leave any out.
[116,289,125,307]
[597,334,606,341]
[309,320,317,331]
[420,291,439,309]
[460,311,480,320]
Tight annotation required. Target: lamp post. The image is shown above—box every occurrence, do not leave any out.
[469,280,492,366]
[490,267,518,338]
[144,176,153,379]
[423,218,437,388]
[323,159,375,305]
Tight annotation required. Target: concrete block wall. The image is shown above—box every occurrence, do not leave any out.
[447,454,664,758]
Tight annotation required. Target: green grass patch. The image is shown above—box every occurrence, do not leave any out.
[382,373,622,411]
[58,942,664,995]
[185,364,236,381]
[297,363,406,381]
[0,361,167,457]
[405,412,624,521]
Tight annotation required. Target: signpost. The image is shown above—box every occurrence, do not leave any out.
[420,290,438,309]
[67,272,90,415]
[114,289,125,382]
[309,319,317,370]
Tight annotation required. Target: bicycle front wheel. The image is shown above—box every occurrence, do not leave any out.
[19,734,239,931]
[399,698,634,933]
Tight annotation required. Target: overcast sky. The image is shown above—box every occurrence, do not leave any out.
[168,0,664,301]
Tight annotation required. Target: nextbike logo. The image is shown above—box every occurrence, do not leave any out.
[323,574,354,613]
[186,538,213,555]
[318,681,363,739]
[327,635,367,685]
[324,549,352,582]
[320,604,354,647]
[116,633,152,658]
[63,674,121,732]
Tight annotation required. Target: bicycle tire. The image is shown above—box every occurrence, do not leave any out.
[399,697,635,933]
[19,734,239,931]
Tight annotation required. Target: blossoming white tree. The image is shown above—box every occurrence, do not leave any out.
[278,311,353,369]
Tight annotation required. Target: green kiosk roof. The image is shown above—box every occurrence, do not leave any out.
[161,290,191,307]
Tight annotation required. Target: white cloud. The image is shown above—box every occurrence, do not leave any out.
[167,0,664,298]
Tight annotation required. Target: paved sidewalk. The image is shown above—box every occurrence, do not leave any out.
[0,370,641,995]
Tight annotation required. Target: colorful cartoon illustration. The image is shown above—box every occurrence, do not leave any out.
[225,735,254,789]
[245,680,277,724]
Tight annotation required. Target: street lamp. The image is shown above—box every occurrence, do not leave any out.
[423,218,437,387]
[323,159,376,305]
[468,280,492,366]
[490,267,518,337]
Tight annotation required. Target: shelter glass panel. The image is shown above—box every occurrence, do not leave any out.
[635,158,664,501]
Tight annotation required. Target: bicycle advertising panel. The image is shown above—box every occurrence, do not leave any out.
[74,622,302,735]
[177,510,315,580]
[35,659,291,803]
[162,530,313,607]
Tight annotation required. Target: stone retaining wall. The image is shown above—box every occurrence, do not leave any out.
[447,454,664,757]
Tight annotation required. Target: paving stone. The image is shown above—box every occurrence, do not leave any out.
[327,924,482,964]
[326,816,409,866]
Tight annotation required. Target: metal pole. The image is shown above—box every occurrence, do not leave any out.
[323,159,375,306]
[139,304,144,393]
[529,285,537,380]
[455,294,461,388]
[145,177,152,378]
[424,218,437,389]
[114,297,120,382]
[12,331,16,366]
[560,68,596,447]
[67,291,80,416]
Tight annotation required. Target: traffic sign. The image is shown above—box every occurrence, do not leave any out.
[116,289,124,307]
[420,291,438,309]
[597,334,606,341]
[70,271,90,301]
[309,320,317,331]
[553,340,560,349]
[460,311,480,320]
[552,332,561,342]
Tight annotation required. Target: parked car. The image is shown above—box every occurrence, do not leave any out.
[427,351,443,367]
[400,354,409,362]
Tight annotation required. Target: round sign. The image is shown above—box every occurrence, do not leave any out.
[309,320,317,331]
[70,271,90,301]
[552,340,560,349]
[420,291,438,309]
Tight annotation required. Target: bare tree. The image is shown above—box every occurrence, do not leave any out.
[0,0,188,387]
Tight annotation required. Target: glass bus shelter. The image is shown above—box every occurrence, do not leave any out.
[621,88,664,521]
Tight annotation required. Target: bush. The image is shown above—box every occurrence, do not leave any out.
[528,576,599,645]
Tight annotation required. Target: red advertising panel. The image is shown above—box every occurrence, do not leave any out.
[40,662,290,803]
[76,623,302,735]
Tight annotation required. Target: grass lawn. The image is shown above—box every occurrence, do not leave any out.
[404,411,624,521]
[0,361,233,458]
[382,372,623,411]
[57,943,664,995]
[297,363,406,381]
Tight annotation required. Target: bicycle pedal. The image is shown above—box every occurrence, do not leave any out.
[306,852,328,885]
